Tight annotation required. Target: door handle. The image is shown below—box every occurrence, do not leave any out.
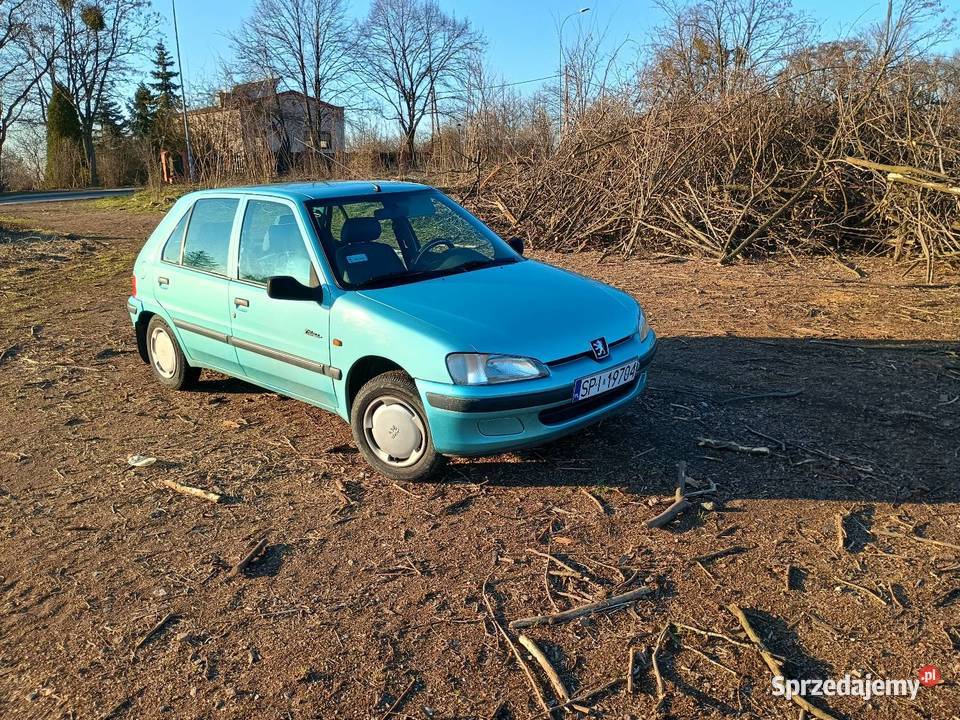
[234,297,249,308]
[157,276,169,286]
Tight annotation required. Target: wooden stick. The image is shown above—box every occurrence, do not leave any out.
[834,577,889,606]
[835,513,847,552]
[580,489,607,515]
[626,646,636,693]
[689,546,751,565]
[518,635,570,702]
[873,528,960,552]
[644,497,691,529]
[509,587,652,629]
[160,478,221,503]
[526,549,598,587]
[530,678,622,719]
[727,604,839,720]
[381,677,417,720]
[697,438,771,455]
[229,537,268,578]
[651,625,669,711]
[131,612,176,659]
[484,602,555,717]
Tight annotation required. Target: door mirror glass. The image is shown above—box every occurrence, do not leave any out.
[508,236,525,256]
[266,276,323,302]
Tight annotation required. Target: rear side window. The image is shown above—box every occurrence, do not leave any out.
[161,210,190,263]
[238,200,314,287]
[182,198,238,275]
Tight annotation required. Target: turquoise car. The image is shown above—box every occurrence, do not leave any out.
[128,182,656,480]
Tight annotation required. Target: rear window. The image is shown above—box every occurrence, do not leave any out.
[181,198,238,275]
[161,210,190,263]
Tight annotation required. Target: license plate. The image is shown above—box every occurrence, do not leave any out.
[573,359,640,401]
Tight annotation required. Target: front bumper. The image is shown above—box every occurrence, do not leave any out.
[417,331,656,456]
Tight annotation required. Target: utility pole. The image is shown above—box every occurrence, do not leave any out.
[558,7,590,137]
[171,0,197,183]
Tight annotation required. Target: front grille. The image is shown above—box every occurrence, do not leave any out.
[547,334,634,368]
[538,378,639,425]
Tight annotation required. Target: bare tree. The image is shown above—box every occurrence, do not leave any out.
[231,0,351,161]
[42,0,155,186]
[354,0,484,167]
[0,0,54,189]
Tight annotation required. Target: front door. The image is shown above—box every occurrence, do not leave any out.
[155,197,242,375]
[228,198,337,408]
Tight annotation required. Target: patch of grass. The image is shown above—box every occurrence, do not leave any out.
[91,185,192,213]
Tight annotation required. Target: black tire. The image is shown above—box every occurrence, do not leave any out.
[145,315,200,390]
[350,370,445,481]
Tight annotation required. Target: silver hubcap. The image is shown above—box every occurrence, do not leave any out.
[362,395,426,468]
[150,326,178,379]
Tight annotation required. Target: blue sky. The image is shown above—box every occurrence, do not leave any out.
[155,0,958,106]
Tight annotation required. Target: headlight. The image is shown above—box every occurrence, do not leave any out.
[446,353,549,385]
[638,310,650,341]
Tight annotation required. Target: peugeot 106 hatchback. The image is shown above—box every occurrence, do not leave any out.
[128,182,656,480]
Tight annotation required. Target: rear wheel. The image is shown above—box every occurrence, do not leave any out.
[351,370,444,481]
[146,315,200,390]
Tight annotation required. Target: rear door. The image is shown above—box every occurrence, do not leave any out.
[227,197,337,408]
[155,196,242,374]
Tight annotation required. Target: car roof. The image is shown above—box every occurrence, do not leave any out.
[182,180,432,203]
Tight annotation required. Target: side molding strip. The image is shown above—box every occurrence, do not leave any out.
[172,319,341,380]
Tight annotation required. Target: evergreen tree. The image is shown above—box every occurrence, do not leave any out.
[96,96,127,139]
[149,42,180,108]
[45,82,85,187]
[128,83,154,138]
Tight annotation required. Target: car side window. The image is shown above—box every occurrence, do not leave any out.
[161,210,190,263]
[181,198,238,275]
[238,200,314,287]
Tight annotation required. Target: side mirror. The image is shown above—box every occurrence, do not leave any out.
[507,236,525,256]
[266,276,323,302]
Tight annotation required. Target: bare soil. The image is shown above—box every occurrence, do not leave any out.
[1,202,959,720]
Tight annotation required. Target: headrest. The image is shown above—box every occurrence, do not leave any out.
[266,223,302,253]
[341,217,382,245]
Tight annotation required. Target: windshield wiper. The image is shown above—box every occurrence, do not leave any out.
[355,267,450,289]
[450,257,520,274]
[355,257,520,290]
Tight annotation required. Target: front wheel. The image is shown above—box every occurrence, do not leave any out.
[350,371,445,481]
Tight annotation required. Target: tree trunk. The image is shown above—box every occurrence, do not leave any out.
[82,130,99,186]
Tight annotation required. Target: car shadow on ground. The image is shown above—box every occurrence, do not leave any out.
[440,337,959,505]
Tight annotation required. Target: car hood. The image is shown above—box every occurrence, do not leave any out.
[357,260,638,362]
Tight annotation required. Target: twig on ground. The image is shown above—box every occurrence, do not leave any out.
[131,612,177,660]
[689,546,752,565]
[580,488,608,515]
[229,537,268,578]
[722,389,803,404]
[727,604,839,720]
[835,577,889,606]
[509,586,652,629]
[381,677,417,720]
[835,513,847,552]
[644,497,691,529]
[160,478,221,503]
[697,437,771,455]
[518,635,570,702]
[482,587,555,718]
[873,528,960,552]
[651,624,670,711]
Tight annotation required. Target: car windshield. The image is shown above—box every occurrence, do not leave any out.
[306,189,520,289]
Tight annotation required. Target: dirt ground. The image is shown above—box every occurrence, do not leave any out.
[1,202,958,720]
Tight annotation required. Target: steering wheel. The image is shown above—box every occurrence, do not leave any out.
[414,238,455,265]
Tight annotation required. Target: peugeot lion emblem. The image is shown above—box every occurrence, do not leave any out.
[590,337,609,361]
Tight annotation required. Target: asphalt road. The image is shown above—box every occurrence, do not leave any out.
[0,187,136,205]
